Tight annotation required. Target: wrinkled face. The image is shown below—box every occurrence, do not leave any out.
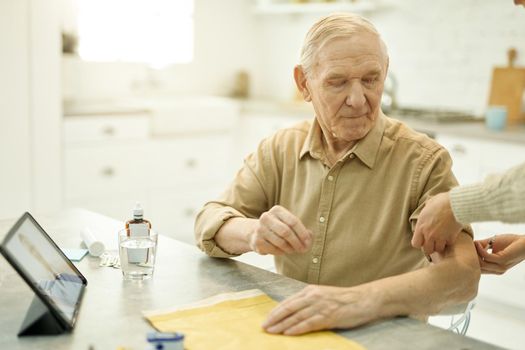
[299,33,388,145]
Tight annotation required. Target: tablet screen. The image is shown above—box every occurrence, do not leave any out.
[0,212,87,328]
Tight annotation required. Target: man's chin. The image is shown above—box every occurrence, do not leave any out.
[342,114,368,119]
[336,128,370,143]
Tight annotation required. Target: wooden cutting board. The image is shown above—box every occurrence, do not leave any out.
[488,48,525,124]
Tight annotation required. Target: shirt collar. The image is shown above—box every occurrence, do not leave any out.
[299,112,386,169]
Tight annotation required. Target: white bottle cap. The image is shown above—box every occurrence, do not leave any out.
[133,202,144,219]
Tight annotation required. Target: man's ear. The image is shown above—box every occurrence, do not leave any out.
[294,65,311,102]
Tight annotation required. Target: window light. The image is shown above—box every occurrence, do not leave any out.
[76,0,193,69]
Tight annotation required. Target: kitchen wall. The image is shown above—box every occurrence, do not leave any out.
[253,0,525,114]
[62,0,258,102]
[63,0,525,115]
[372,0,525,114]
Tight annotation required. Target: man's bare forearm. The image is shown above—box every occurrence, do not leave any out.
[359,234,480,320]
[214,217,257,255]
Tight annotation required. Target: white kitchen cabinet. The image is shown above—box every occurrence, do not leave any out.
[434,135,484,186]
[237,112,310,161]
[63,114,152,222]
[64,142,151,199]
[149,135,236,188]
[477,252,525,310]
[436,134,525,186]
[147,134,236,243]
[0,0,61,220]
[63,115,150,144]
[149,185,226,244]
[62,111,237,243]
[478,141,525,179]
[0,0,31,220]
[65,191,152,228]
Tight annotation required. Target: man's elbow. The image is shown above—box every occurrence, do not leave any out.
[457,259,481,302]
[441,257,480,312]
[431,260,479,316]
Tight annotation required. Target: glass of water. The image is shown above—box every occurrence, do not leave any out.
[118,229,158,280]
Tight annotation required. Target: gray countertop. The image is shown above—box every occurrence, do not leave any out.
[0,209,504,350]
[392,115,525,145]
[63,102,150,117]
[240,99,525,145]
[62,97,525,145]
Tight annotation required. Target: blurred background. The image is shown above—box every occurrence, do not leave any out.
[1,0,524,347]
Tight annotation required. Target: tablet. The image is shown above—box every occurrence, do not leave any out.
[0,212,87,334]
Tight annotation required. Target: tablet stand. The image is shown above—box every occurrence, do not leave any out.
[18,296,66,336]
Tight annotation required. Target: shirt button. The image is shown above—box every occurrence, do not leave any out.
[319,216,325,223]
[327,175,334,181]
[312,257,319,264]
[349,154,355,159]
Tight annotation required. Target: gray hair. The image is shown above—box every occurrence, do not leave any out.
[299,13,388,77]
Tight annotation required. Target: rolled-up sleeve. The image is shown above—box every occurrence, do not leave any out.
[409,147,473,238]
[194,138,276,257]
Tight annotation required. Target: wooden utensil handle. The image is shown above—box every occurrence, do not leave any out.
[508,48,517,67]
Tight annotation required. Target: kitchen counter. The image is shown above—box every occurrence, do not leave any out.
[392,115,525,145]
[240,99,525,145]
[62,96,525,144]
[0,210,504,350]
[63,99,151,117]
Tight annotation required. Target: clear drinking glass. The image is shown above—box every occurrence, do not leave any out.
[118,229,158,280]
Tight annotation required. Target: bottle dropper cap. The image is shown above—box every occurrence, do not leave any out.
[133,202,144,219]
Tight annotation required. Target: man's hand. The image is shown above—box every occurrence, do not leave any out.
[249,205,313,255]
[412,192,463,255]
[262,285,373,335]
[475,234,525,274]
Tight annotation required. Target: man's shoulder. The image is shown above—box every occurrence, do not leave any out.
[266,119,311,147]
[277,119,311,136]
[383,116,444,155]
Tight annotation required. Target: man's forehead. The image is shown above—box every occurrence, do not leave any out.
[318,63,383,80]
[316,54,385,76]
[317,35,386,63]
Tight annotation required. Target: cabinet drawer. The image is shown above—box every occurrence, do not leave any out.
[479,140,525,178]
[64,191,151,227]
[149,135,235,187]
[64,114,150,144]
[239,113,309,156]
[64,143,150,198]
[479,266,525,310]
[149,186,225,244]
[435,135,483,185]
[150,96,240,135]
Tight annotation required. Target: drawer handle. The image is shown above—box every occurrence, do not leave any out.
[101,167,115,177]
[451,144,466,154]
[185,158,197,168]
[101,126,115,136]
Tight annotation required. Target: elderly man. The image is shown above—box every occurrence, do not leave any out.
[195,13,480,335]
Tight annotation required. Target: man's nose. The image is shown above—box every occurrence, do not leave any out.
[345,81,366,108]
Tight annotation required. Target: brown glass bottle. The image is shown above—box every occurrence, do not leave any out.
[125,202,151,237]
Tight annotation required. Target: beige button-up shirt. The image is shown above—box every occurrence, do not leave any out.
[195,113,469,287]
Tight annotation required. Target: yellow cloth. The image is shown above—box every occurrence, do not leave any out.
[145,290,365,350]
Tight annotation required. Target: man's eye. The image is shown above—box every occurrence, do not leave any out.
[330,80,346,87]
[363,77,378,86]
